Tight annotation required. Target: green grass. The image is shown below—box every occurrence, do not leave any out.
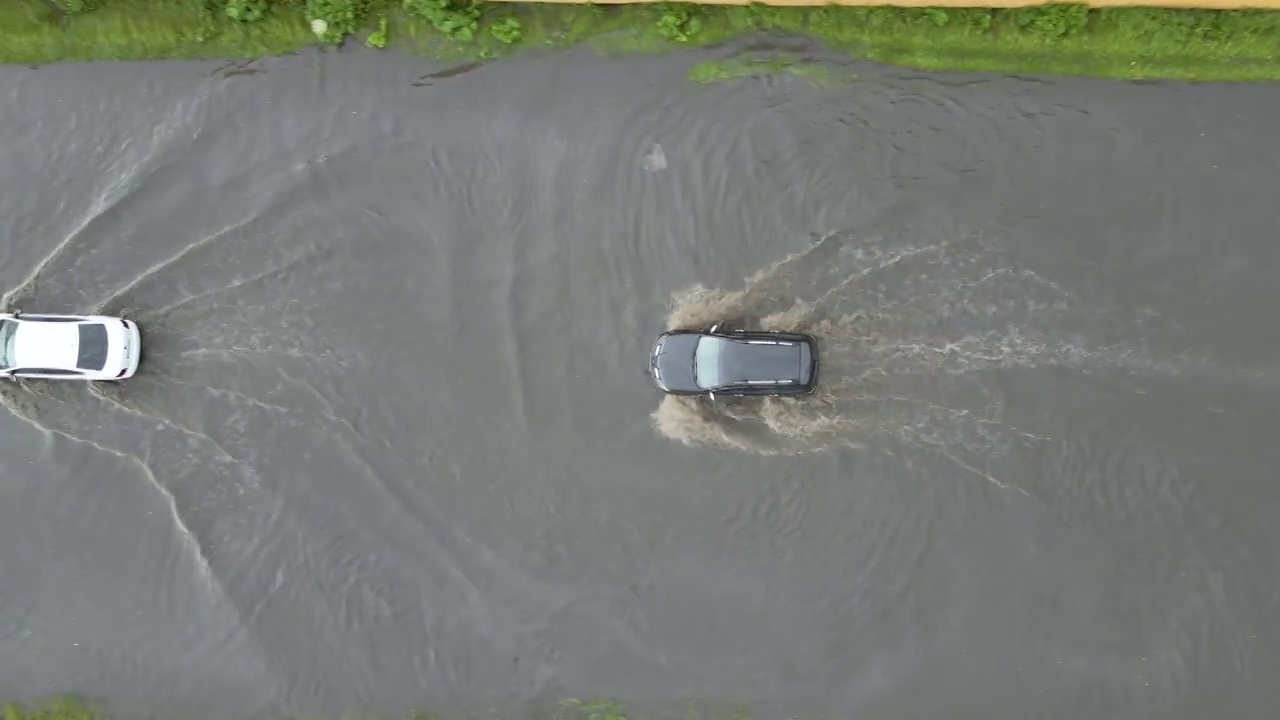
[1,1,1279,80]
[2,697,98,720]
[0,0,313,64]
[688,54,856,85]
[0,697,766,720]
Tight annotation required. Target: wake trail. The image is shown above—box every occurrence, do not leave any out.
[3,99,201,312]
[0,388,236,609]
[2,167,146,311]
[89,216,268,314]
[133,243,333,320]
[648,226,1223,494]
[88,382,260,488]
[91,175,325,316]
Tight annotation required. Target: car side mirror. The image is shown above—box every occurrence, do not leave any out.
[10,308,20,318]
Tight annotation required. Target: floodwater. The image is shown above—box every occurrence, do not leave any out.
[1,40,1279,719]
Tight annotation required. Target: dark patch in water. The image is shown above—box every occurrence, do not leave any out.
[418,61,486,84]
[212,61,266,78]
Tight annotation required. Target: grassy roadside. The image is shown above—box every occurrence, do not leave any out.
[688,55,857,84]
[1,0,1278,81]
[0,696,763,720]
[2,697,98,720]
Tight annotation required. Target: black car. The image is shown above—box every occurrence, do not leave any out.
[650,324,819,398]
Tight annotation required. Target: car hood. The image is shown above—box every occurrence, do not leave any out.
[13,323,81,370]
[652,333,700,392]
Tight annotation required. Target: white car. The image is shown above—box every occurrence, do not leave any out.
[0,310,142,381]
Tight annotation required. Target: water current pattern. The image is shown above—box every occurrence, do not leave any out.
[0,43,1279,719]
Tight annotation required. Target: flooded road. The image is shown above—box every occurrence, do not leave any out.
[1,43,1279,718]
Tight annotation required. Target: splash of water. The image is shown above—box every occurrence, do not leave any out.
[650,228,1206,490]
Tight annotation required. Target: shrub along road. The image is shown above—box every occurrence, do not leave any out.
[2,0,1278,81]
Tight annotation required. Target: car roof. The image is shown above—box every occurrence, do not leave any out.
[10,318,112,372]
[654,330,807,390]
[708,335,804,385]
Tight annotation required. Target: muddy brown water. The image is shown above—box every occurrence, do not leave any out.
[1,42,1279,719]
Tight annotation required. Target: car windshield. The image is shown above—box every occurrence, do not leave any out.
[693,336,729,389]
[0,319,17,370]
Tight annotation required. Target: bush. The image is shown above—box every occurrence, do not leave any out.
[55,0,99,13]
[404,0,481,42]
[489,16,523,44]
[952,9,994,32]
[922,8,949,27]
[366,15,389,48]
[655,3,704,43]
[225,0,270,23]
[307,0,365,44]
[1010,3,1091,39]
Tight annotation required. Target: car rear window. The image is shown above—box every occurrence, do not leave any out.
[76,324,109,371]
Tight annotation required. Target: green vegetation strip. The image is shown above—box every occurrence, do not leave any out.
[3,1,1280,79]
[3,697,97,720]
[1,697,763,720]
[688,54,858,84]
